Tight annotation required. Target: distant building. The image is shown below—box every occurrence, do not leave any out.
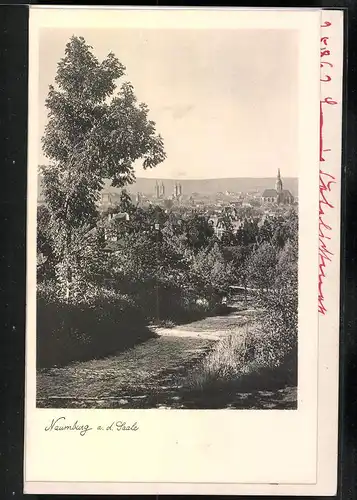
[261,169,294,205]
[173,182,182,198]
[154,181,167,199]
[208,215,244,240]
[100,191,121,207]
[172,181,182,201]
[208,216,223,239]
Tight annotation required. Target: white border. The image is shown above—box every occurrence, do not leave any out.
[24,7,342,495]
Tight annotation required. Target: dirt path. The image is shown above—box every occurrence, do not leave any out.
[151,308,257,340]
[37,306,296,409]
[37,335,215,408]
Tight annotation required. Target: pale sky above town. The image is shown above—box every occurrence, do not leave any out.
[39,28,298,179]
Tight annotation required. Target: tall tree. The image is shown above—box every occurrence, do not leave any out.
[41,36,166,300]
[246,242,278,293]
[189,244,235,305]
[182,213,215,251]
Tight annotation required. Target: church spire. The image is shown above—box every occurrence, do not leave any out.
[276,168,283,194]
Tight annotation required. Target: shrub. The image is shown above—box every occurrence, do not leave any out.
[249,320,296,370]
[185,322,297,399]
[186,324,256,391]
[255,243,298,368]
[245,238,298,368]
[36,282,152,368]
[188,243,235,306]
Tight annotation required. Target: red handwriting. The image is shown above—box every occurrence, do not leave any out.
[318,21,337,315]
[318,170,336,315]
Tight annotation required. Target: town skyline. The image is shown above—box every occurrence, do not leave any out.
[102,173,299,197]
[37,172,299,200]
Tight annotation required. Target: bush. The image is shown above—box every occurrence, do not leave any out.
[128,283,213,325]
[184,310,297,396]
[255,307,297,369]
[36,282,153,368]
[245,238,298,368]
[185,324,254,391]
[256,245,298,368]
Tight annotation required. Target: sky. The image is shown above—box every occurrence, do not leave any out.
[38,28,298,179]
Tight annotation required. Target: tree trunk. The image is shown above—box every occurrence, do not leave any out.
[65,276,70,303]
[64,226,72,303]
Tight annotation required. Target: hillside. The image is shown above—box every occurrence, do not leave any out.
[38,175,298,200]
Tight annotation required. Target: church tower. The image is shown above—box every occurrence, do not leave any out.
[155,181,160,198]
[275,169,283,194]
[160,182,165,198]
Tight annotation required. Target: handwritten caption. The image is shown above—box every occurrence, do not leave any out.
[45,417,139,436]
[318,20,338,315]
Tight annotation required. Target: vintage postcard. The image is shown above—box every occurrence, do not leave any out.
[24,6,343,495]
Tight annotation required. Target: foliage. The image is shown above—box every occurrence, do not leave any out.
[179,213,215,251]
[257,209,298,249]
[189,243,235,305]
[235,217,259,246]
[185,322,296,399]
[101,210,234,320]
[221,244,250,286]
[37,282,151,368]
[118,189,135,215]
[256,241,298,367]
[37,204,57,280]
[54,226,110,302]
[246,242,278,292]
[38,203,299,368]
[40,36,166,300]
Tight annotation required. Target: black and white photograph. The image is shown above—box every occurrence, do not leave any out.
[24,7,344,495]
[35,25,299,410]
